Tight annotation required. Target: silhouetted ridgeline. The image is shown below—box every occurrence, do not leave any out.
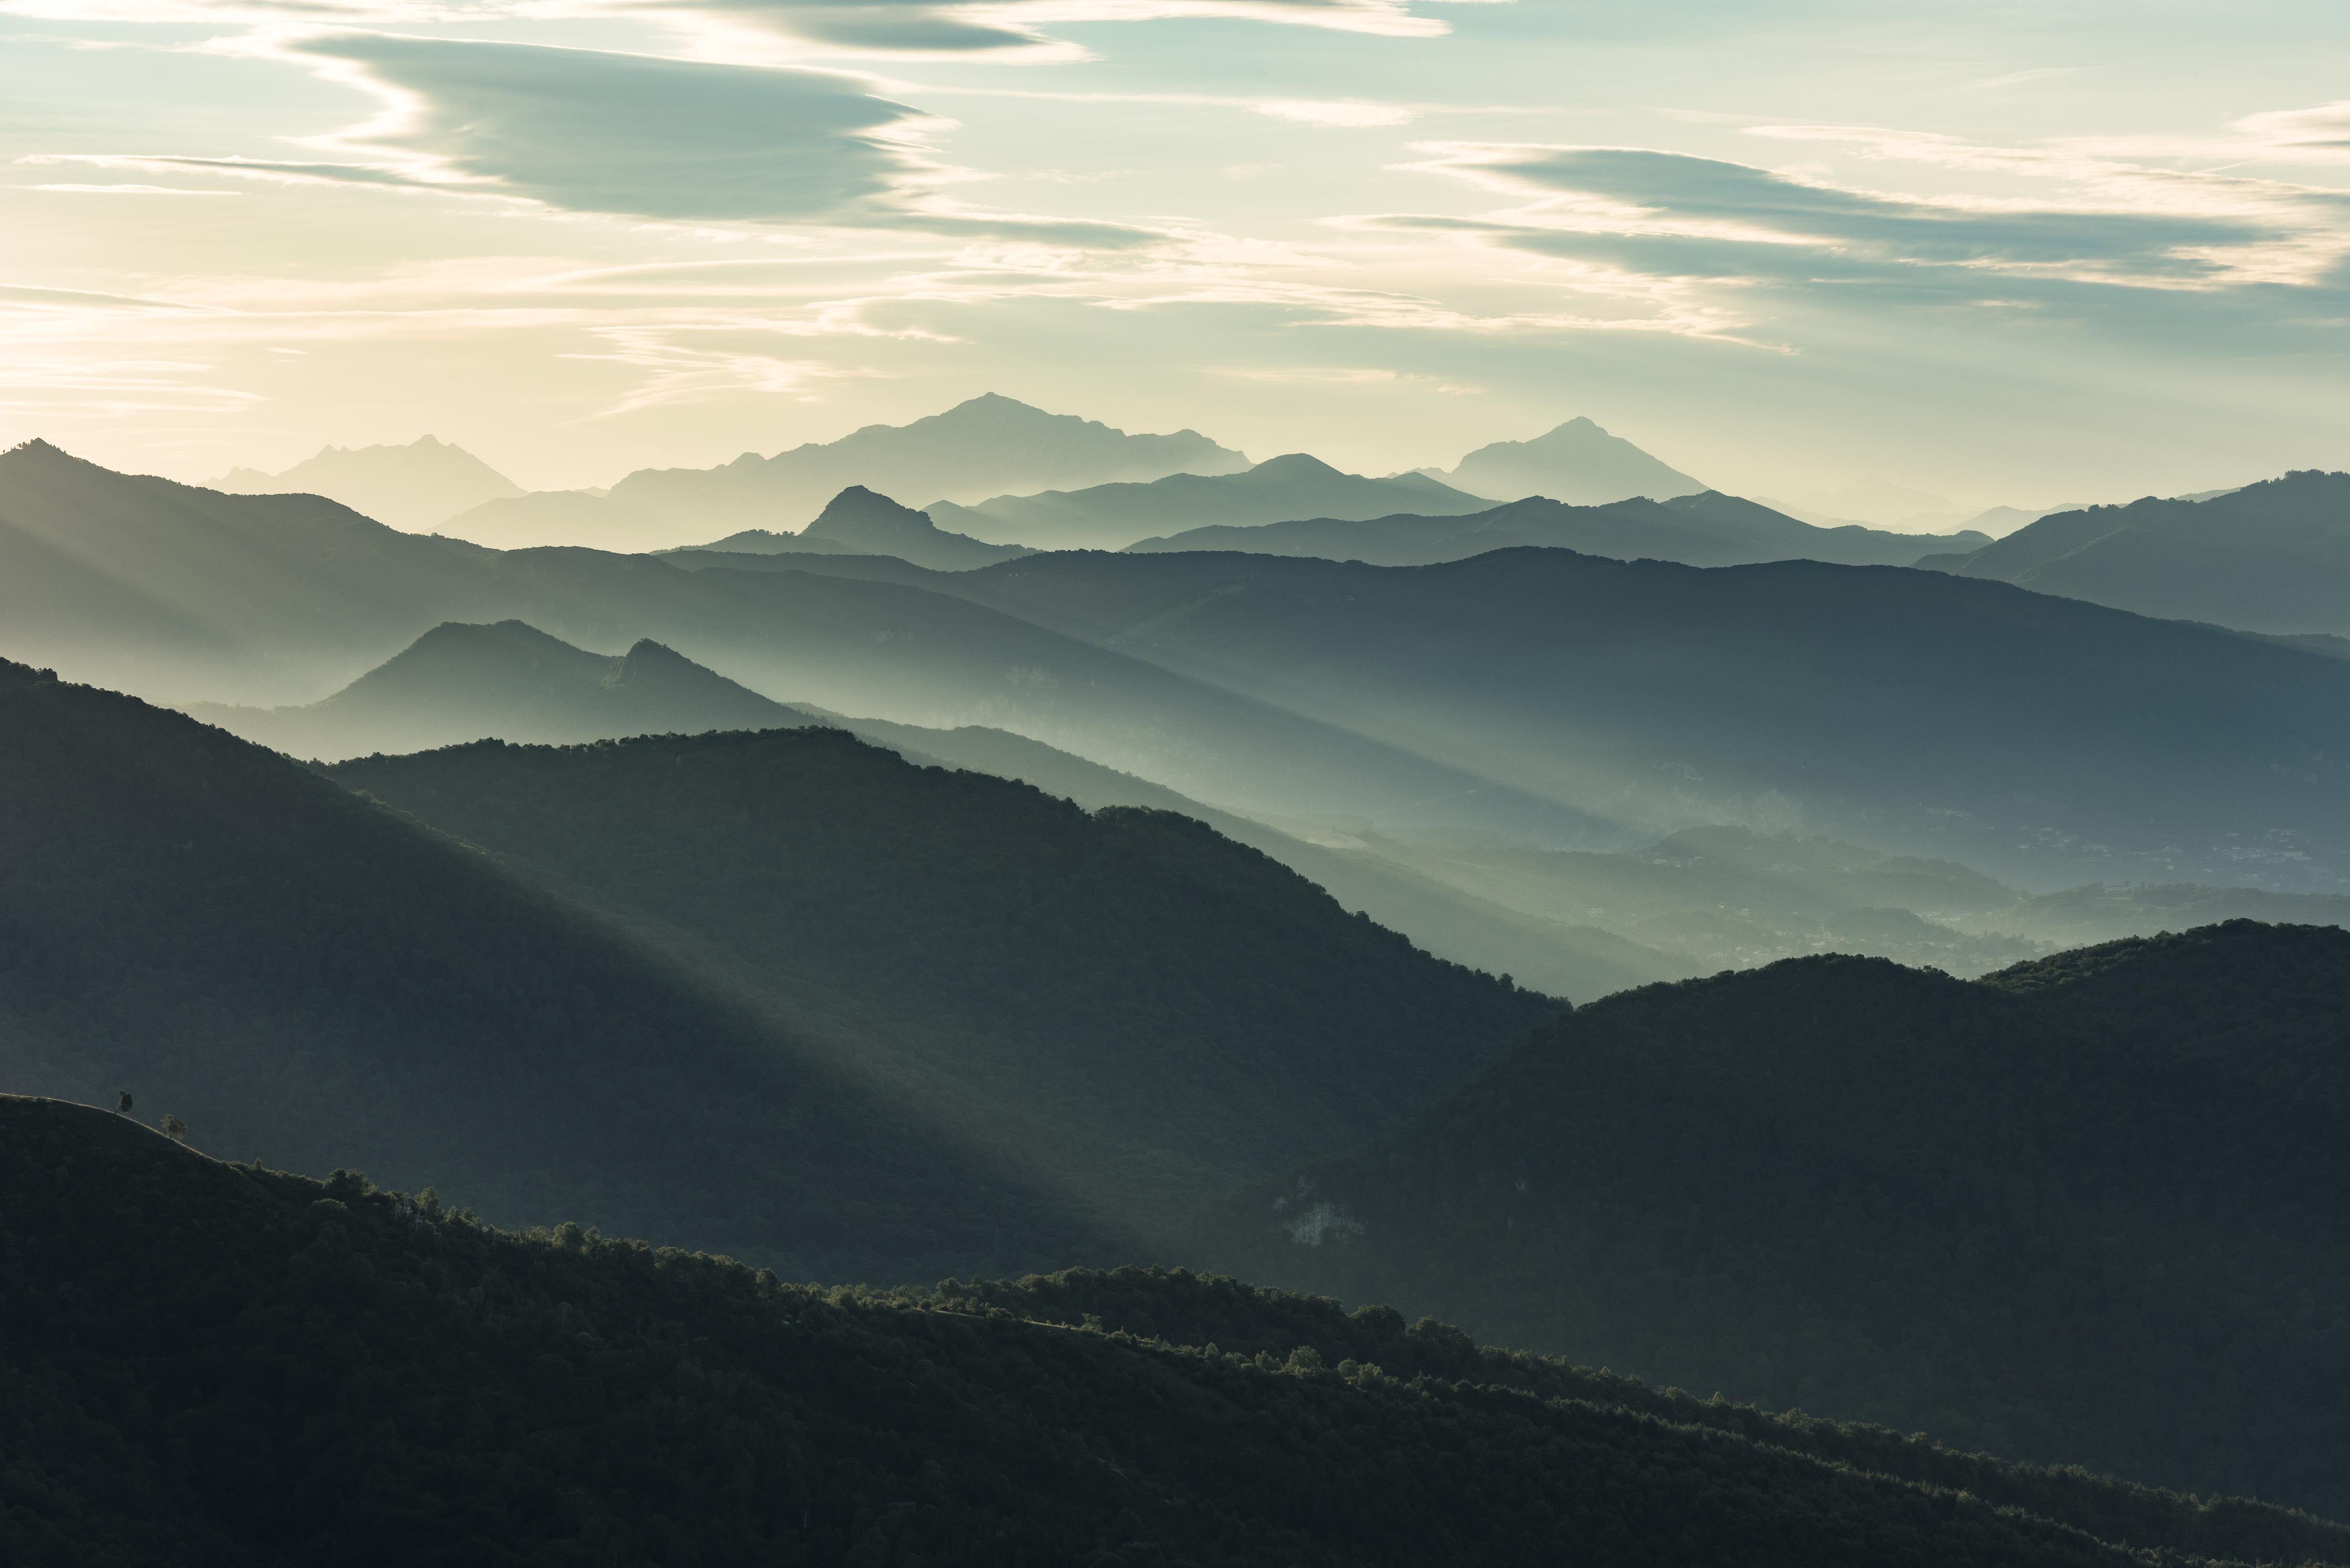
[1206,921,2350,1518]
[1124,490,1983,569]
[327,727,1558,1230]
[1926,471,2350,636]
[1,658,1551,1264]
[893,547,2350,889]
[7,1096,2347,1568]
[0,657,1101,1277]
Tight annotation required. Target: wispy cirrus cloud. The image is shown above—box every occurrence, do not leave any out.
[29,31,1176,244]
[1385,128,2350,302]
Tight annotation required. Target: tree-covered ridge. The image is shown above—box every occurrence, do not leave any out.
[0,657,1100,1278]
[328,728,1560,1230]
[7,1095,2345,1568]
[1204,921,2350,1518]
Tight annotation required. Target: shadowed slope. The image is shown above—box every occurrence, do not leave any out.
[1206,921,2350,1516]
[7,1096,2346,1567]
[0,658,1100,1278]
[328,728,1562,1226]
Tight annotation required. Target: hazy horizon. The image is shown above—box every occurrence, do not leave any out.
[8,2,2350,507]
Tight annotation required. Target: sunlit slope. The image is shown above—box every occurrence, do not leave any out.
[1207,921,2350,1517]
[170,616,1674,1001]
[329,728,1561,1227]
[11,1096,2348,1568]
[1930,470,2350,636]
[1127,491,1984,568]
[909,548,2350,889]
[0,659,1102,1279]
[0,438,504,702]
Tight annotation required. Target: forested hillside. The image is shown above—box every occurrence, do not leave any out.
[9,1095,2346,1568]
[329,728,1559,1230]
[1205,921,2350,1517]
[0,658,1100,1279]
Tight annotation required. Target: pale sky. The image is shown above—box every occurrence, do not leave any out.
[6,0,2349,508]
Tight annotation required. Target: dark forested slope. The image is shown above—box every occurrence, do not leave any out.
[329,729,1559,1227]
[1206,921,2350,1517]
[0,659,1099,1279]
[8,1096,2346,1568]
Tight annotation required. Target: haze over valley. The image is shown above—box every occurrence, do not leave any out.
[9,1,2350,1558]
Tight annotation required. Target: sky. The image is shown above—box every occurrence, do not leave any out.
[5,0,2350,512]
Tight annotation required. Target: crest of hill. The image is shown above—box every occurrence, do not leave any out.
[13,1099,2345,1567]
[0,435,510,702]
[0,656,1102,1279]
[211,434,522,531]
[926,452,1493,551]
[181,619,801,759]
[1923,470,2350,636]
[1427,415,1707,504]
[1125,490,1990,568]
[683,483,1033,571]
[214,615,1669,1002]
[326,728,1559,1233]
[606,393,1249,534]
[1203,921,2350,1519]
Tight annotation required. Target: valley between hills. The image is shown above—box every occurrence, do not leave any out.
[7,396,2350,1561]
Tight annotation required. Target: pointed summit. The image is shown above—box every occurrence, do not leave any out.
[1434,417,1705,504]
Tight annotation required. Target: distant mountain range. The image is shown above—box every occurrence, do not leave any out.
[602,393,1248,539]
[928,453,1492,550]
[1919,471,2350,636]
[212,435,521,531]
[190,615,2350,1000]
[16,438,2350,891]
[185,619,1668,1001]
[1204,921,2350,1518]
[1424,416,1706,503]
[1126,491,1988,568]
